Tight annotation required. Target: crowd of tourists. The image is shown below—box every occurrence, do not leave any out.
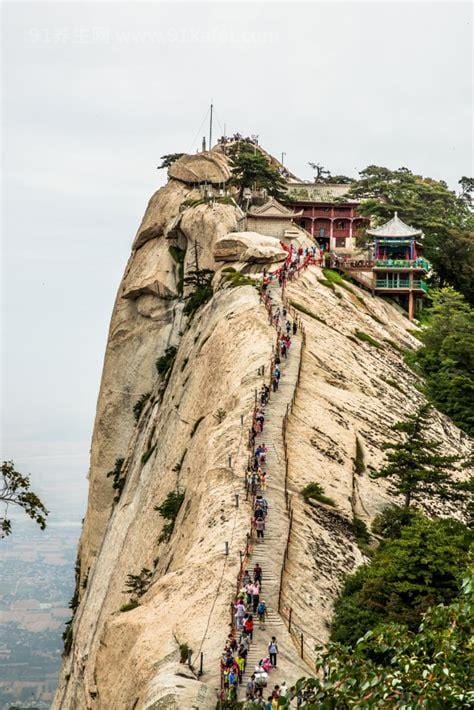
[219,242,315,706]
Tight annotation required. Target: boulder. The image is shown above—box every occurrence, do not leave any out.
[122,239,179,300]
[133,181,192,250]
[214,231,288,264]
[168,151,231,185]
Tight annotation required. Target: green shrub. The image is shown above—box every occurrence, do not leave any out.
[179,642,192,663]
[331,516,471,646]
[222,271,256,288]
[301,482,336,507]
[383,338,405,354]
[123,568,152,599]
[213,408,227,423]
[319,278,336,292]
[371,505,421,539]
[62,620,73,655]
[107,457,126,502]
[289,299,327,324]
[156,346,177,377]
[293,575,474,707]
[379,375,404,393]
[322,268,346,285]
[322,268,355,295]
[183,284,213,317]
[158,522,174,543]
[183,267,214,319]
[410,288,474,435]
[181,197,205,209]
[215,195,235,206]
[354,437,365,476]
[169,245,185,264]
[155,489,185,543]
[190,416,205,437]
[120,600,140,613]
[172,450,187,473]
[169,246,185,293]
[352,517,370,545]
[133,392,151,422]
[354,330,382,349]
[141,444,156,466]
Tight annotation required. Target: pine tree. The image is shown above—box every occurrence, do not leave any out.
[228,140,287,203]
[123,568,152,599]
[157,153,183,169]
[371,405,461,508]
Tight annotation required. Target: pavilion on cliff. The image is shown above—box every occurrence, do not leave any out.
[367,212,430,320]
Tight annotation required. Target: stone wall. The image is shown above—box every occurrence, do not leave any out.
[246,216,294,239]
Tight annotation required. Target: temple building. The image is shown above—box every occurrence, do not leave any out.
[246,197,304,241]
[284,183,370,251]
[368,212,430,319]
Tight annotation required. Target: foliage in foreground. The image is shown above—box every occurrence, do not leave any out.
[408,288,474,436]
[290,573,474,709]
[330,515,472,647]
[0,460,48,538]
[228,578,473,708]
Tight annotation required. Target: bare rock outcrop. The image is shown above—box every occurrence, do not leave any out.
[122,238,179,299]
[133,180,192,250]
[168,150,231,185]
[214,231,288,263]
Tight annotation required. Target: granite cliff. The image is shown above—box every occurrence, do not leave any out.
[53,152,471,709]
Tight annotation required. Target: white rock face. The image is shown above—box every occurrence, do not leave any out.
[214,231,288,263]
[133,180,192,250]
[54,154,472,710]
[122,238,179,299]
[280,267,471,649]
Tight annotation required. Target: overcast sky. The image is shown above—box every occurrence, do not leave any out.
[1,1,472,522]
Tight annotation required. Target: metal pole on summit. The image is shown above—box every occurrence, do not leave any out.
[209,103,213,150]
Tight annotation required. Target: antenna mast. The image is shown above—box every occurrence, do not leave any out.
[209,102,213,151]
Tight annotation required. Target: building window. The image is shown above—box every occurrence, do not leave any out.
[335,237,346,248]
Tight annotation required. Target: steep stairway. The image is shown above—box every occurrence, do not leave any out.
[238,283,309,698]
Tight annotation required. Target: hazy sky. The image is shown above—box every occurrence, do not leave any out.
[1,1,472,521]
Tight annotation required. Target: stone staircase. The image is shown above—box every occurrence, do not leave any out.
[237,284,308,699]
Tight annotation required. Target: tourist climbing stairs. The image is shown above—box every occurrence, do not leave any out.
[237,280,306,699]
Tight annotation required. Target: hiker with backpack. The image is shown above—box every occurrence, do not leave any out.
[257,599,267,629]
[268,637,279,668]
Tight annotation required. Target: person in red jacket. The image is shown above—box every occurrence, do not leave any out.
[244,614,254,641]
